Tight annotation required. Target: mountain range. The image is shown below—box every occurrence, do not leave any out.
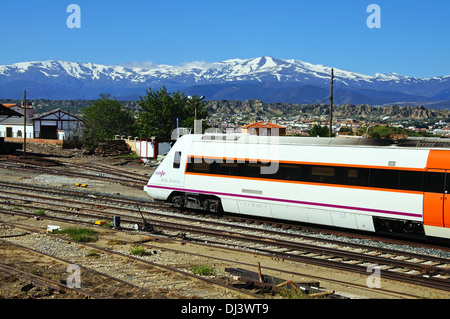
[0,56,449,107]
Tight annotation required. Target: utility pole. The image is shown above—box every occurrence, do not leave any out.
[23,90,27,156]
[329,68,334,138]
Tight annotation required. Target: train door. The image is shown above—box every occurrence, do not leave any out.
[445,172,450,227]
[423,169,450,228]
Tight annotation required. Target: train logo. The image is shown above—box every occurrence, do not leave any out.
[155,170,166,178]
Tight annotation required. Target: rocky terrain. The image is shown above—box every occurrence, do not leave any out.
[3,98,448,122]
[205,100,450,120]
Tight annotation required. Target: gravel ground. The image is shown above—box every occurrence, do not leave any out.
[1,143,449,300]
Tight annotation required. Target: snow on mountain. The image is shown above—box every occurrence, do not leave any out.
[0,56,436,84]
[0,56,449,105]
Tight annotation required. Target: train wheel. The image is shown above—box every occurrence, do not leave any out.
[207,200,221,214]
[172,196,185,208]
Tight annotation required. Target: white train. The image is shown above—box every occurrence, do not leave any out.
[145,133,450,240]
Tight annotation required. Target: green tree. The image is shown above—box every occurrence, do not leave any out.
[309,124,330,137]
[81,94,136,148]
[137,86,208,141]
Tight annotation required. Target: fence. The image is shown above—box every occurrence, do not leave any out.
[119,136,171,159]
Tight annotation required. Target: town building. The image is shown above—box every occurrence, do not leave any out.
[241,121,286,136]
[0,102,83,141]
[0,103,34,138]
[32,108,82,140]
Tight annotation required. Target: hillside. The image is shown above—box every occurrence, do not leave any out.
[204,100,450,120]
[2,98,448,122]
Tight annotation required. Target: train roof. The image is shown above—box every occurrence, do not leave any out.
[194,133,450,150]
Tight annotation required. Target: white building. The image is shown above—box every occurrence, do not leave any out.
[3,102,35,119]
[0,104,34,138]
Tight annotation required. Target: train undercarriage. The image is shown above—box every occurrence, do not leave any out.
[168,192,223,214]
[167,192,428,239]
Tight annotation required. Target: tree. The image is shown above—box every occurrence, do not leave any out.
[81,94,136,148]
[137,86,208,141]
[309,124,330,137]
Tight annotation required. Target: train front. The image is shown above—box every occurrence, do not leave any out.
[144,134,197,201]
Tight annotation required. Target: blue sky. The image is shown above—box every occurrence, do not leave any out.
[0,0,449,77]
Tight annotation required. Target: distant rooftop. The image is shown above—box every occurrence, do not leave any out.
[241,121,286,129]
[0,104,22,116]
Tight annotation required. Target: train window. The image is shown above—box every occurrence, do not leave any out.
[369,169,399,189]
[173,151,182,169]
[186,157,217,174]
[273,164,300,181]
[424,172,445,193]
[343,168,369,187]
[356,168,370,187]
[399,171,424,191]
[446,175,450,194]
[299,165,310,182]
[185,157,193,172]
[217,162,238,176]
[185,157,429,193]
[191,161,211,173]
[245,163,258,178]
[334,167,346,185]
[309,166,335,184]
[246,162,271,178]
[345,168,359,186]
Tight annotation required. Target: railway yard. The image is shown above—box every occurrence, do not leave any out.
[0,143,449,301]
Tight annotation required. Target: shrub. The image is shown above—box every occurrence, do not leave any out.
[55,228,98,242]
[130,245,147,256]
[34,209,46,216]
[190,264,216,276]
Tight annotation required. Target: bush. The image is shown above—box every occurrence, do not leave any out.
[55,228,98,242]
[34,209,46,216]
[130,245,147,256]
[190,264,216,276]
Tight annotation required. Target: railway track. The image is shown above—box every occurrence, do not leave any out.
[0,240,137,299]
[0,222,258,300]
[0,156,147,189]
[0,214,424,300]
[0,262,96,299]
[0,180,449,296]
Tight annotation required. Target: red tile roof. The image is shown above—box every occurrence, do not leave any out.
[241,121,286,129]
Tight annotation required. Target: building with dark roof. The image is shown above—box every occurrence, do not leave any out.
[32,108,82,140]
[0,104,33,138]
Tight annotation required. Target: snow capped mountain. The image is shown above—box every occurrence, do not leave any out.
[0,56,449,106]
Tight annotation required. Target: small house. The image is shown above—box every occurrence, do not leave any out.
[32,108,82,140]
[241,121,286,136]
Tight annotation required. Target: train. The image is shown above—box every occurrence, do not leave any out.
[144,133,450,241]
